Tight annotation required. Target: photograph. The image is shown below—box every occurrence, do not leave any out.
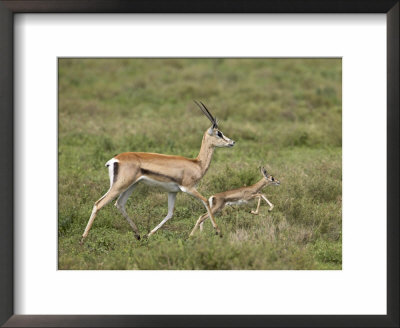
[58,58,342,270]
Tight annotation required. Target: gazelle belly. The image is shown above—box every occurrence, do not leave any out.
[138,176,181,192]
[226,199,248,206]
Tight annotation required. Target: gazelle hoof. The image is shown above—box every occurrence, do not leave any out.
[215,231,223,238]
[251,211,258,215]
[79,237,85,245]
[134,234,141,240]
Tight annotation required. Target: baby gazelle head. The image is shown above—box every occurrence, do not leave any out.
[261,167,280,186]
[195,100,235,148]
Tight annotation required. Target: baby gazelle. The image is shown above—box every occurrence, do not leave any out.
[190,167,280,236]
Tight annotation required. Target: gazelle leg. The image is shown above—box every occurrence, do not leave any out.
[251,196,262,215]
[146,192,177,237]
[81,188,121,244]
[185,188,222,236]
[197,201,224,233]
[199,218,206,232]
[190,212,209,236]
[260,194,274,211]
[115,183,141,240]
[197,200,224,233]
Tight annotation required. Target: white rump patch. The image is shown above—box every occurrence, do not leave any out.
[105,158,119,167]
[208,196,215,208]
[105,158,119,187]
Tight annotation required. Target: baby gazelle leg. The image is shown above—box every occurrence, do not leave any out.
[185,188,222,236]
[190,212,209,236]
[251,196,262,215]
[200,220,205,232]
[193,201,224,235]
[199,217,207,231]
[260,194,274,211]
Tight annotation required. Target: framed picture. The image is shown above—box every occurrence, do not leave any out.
[1,1,398,327]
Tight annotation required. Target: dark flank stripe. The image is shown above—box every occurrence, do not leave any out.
[113,162,119,183]
[140,168,180,184]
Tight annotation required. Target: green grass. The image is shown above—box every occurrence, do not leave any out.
[58,58,342,270]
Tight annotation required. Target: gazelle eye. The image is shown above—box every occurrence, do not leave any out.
[271,177,275,181]
[217,131,223,138]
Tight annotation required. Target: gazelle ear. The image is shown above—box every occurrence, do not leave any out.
[207,127,213,135]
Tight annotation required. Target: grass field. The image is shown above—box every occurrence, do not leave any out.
[58,58,342,270]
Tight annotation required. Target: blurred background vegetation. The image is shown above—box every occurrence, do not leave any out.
[58,58,342,270]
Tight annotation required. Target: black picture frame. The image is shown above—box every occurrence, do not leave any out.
[0,1,398,327]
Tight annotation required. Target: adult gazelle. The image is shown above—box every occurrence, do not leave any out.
[81,101,235,243]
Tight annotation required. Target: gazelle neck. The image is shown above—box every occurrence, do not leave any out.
[252,178,268,192]
[195,133,215,176]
